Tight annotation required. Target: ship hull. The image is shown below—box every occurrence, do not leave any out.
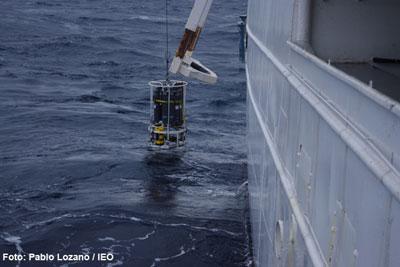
[246,1,400,266]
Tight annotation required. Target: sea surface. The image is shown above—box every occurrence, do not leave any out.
[0,0,249,266]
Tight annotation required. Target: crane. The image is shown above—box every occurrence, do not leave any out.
[169,0,218,84]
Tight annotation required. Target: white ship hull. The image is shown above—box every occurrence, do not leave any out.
[246,0,400,266]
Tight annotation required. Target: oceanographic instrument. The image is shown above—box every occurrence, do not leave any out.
[148,80,187,149]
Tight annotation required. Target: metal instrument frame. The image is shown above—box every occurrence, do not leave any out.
[148,80,188,150]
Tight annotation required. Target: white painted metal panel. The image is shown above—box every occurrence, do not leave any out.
[246,1,400,266]
[389,199,400,267]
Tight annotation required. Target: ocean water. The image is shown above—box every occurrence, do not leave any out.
[0,0,249,266]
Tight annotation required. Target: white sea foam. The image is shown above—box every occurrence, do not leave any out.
[129,15,182,23]
[2,234,21,250]
[136,230,155,240]
[129,216,143,222]
[107,260,124,267]
[236,181,249,197]
[98,237,116,242]
[81,247,91,254]
[100,213,242,237]
[1,233,23,267]
[154,221,242,237]
[24,213,90,229]
[151,245,194,266]
[64,23,81,33]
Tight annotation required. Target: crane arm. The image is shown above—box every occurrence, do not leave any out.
[169,0,217,84]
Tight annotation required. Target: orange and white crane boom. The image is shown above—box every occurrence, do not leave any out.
[169,0,217,84]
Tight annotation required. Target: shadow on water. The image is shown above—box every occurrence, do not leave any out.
[143,151,184,205]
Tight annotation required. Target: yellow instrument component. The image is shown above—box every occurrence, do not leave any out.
[154,124,165,145]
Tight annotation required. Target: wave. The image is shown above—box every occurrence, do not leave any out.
[129,15,183,24]
[35,1,61,7]
[77,94,102,103]
[97,48,162,60]
[78,16,114,23]
[28,191,64,201]
[96,36,125,45]
[150,246,191,267]
[209,99,229,107]
[33,36,94,51]
[86,60,120,67]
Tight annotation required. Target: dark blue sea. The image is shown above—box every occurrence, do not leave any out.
[0,0,249,266]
